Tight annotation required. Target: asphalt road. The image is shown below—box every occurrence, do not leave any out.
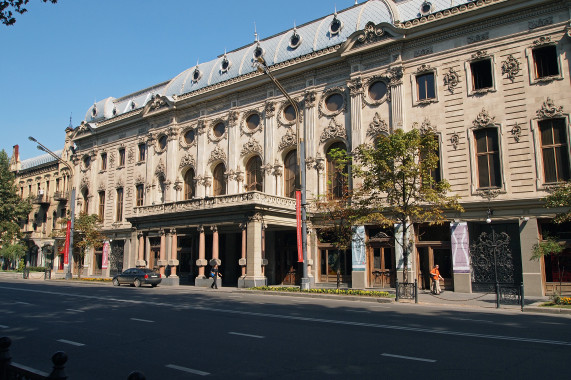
[1,279,570,380]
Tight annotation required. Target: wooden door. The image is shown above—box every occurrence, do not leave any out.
[368,245,394,288]
[416,245,453,291]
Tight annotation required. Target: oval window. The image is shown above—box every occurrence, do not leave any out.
[213,122,225,137]
[158,135,167,150]
[290,33,301,48]
[246,114,260,130]
[283,105,296,122]
[193,69,201,81]
[330,18,342,34]
[325,93,344,112]
[184,130,195,144]
[368,81,387,101]
[254,46,264,59]
[221,59,229,71]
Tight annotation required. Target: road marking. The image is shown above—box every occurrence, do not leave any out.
[0,325,9,328]
[228,332,264,339]
[130,318,154,323]
[166,364,210,376]
[345,310,371,314]
[448,317,492,323]
[66,309,85,313]
[540,321,565,325]
[57,339,85,347]
[382,353,436,363]
[3,285,570,347]
[15,301,31,305]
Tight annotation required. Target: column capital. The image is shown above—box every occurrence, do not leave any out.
[197,225,204,233]
[170,227,176,235]
[210,225,218,233]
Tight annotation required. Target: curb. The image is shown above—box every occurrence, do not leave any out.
[236,289,394,303]
[523,306,571,315]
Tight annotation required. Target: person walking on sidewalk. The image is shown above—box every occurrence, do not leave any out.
[430,264,444,295]
[210,265,221,289]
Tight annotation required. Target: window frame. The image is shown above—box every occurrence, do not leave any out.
[138,143,146,162]
[467,121,506,195]
[116,187,124,222]
[184,169,195,200]
[525,39,563,85]
[465,52,497,96]
[100,153,107,171]
[136,184,144,207]
[245,156,263,192]
[212,163,227,196]
[118,148,126,167]
[411,65,438,106]
[284,150,299,199]
[325,142,348,200]
[98,191,105,222]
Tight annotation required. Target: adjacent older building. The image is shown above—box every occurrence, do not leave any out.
[67,0,570,295]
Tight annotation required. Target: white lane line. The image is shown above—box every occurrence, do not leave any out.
[448,317,492,323]
[540,321,565,325]
[166,364,210,376]
[3,285,570,347]
[382,353,436,363]
[346,310,371,313]
[15,301,31,305]
[66,309,85,313]
[0,325,9,328]
[130,318,154,323]
[57,339,85,347]
[228,332,265,339]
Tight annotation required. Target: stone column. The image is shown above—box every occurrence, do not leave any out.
[239,223,247,278]
[264,101,276,195]
[242,214,266,287]
[227,111,239,194]
[195,225,209,286]
[168,228,179,278]
[195,120,206,198]
[211,225,220,265]
[520,218,543,296]
[388,66,404,130]
[347,77,363,150]
[136,232,146,267]
[158,229,167,276]
[304,90,318,198]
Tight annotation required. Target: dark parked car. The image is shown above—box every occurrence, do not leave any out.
[113,268,161,287]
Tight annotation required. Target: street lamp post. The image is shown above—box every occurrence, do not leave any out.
[28,136,75,280]
[257,58,310,290]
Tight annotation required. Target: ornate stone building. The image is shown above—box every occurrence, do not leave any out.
[67,0,570,295]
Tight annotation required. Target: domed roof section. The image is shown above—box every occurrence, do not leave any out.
[395,0,471,21]
[85,97,115,122]
[20,149,63,171]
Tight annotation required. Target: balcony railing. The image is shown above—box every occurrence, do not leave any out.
[52,191,69,202]
[133,191,297,217]
[32,194,50,205]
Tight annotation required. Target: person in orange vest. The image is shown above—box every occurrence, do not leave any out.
[430,264,444,295]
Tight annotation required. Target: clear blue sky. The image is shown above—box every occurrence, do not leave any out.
[1,0,356,161]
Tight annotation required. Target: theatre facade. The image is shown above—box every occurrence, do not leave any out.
[64,0,570,296]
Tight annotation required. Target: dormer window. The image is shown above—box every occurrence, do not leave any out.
[329,14,342,35]
[420,1,432,16]
[220,56,231,73]
[130,101,136,110]
[192,67,202,83]
[92,106,97,117]
[253,45,264,60]
[289,30,302,49]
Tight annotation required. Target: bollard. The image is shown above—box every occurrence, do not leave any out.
[414,279,418,304]
[496,282,500,309]
[47,351,68,380]
[520,282,525,312]
[395,279,399,302]
[128,371,146,380]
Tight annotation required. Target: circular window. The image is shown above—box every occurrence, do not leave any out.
[325,93,344,112]
[290,33,301,49]
[158,135,168,150]
[213,122,225,137]
[246,114,261,130]
[330,18,342,35]
[283,105,296,122]
[253,46,264,60]
[368,81,387,101]
[421,1,432,15]
[184,129,195,144]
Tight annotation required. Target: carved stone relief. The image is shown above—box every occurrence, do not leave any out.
[241,138,263,157]
[443,67,460,93]
[536,98,563,120]
[155,159,166,180]
[320,118,347,144]
[501,55,520,81]
[367,112,390,139]
[472,109,496,129]
[179,154,196,170]
[208,146,227,165]
[278,128,297,151]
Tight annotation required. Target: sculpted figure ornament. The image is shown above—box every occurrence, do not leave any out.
[472,109,496,129]
[320,118,347,144]
[536,98,563,119]
[367,112,390,139]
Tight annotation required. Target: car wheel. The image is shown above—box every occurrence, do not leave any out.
[134,278,141,287]
[113,278,120,286]
[151,284,157,287]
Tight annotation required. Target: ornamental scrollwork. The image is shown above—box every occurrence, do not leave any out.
[471,50,488,60]
[80,177,90,191]
[97,182,106,191]
[532,36,552,47]
[179,154,196,170]
[155,159,166,180]
[472,109,496,129]
[536,98,563,120]
[135,174,145,185]
[450,133,460,149]
[108,152,116,168]
[116,177,124,189]
[387,66,403,86]
[148,94,168,112]
[208,146,227,165]
[443,67,460,93]
[415,64,432,74]
[320,118,347,144]
[278,128,297,151]
[501,55,520,81]
[265,101,275,117]
[417,118,435,134]
[511,123,522,142]
[347,77,364,96]
[367,112,390,139]
[241,138,263,157]
[127,147,135,164]
[356,21,384,46]
[304,91,316,108]
[318,86,346,118]
[273,159,283,177]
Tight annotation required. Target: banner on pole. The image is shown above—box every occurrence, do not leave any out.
[63,220,71,265]
[102,241,110,270]
[296,190,303,262]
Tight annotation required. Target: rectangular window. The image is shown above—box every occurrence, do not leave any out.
[116,188,123,222]
[471,59,493,90]
[421,135,442,186]
[101,153,107,171]
[46,181,50,193]
[56,178,60,192]
[416,73,436,100]
[539,118,570,183]
[533,45,559,79]
[474,128,502,188]
[98,191,105,222]
[119,149,126,167]
[138,144,146,162]
[136,184,144,207]
[20,187,24,198]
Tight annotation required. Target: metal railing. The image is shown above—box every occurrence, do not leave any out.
[1,337,147,379]
[472,282,525,311]
[395,279,418,303]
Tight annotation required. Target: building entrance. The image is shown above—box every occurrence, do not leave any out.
[275,231,299,285]
[367,246,394,288]
[417,246,453,290]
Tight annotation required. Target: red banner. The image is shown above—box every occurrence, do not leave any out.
[296,190,303,262]
[63,220,71,265]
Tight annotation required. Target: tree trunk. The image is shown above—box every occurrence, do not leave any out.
[336,249,341,290]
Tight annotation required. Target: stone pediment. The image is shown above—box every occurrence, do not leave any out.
[142,94,174,117]
[72,121,95,139]
[340,22,405,56]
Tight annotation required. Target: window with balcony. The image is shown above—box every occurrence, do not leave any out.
[246,156,263,192]
[284,150,298,199]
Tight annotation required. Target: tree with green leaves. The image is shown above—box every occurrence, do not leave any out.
[53,212,105,278]
[352,126,464,283]
[531,236,565,296]
[0,149,32,258]
[0,241,26,270]
[544,182,571,223]
[1,0,57,26]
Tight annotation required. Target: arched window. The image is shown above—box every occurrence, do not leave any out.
[158,177,166,203]
[213,164,226,196]
[326,142,348,199]
[246,156,263,192]
[82,189,89,214]
[284,150,298,199]
[184,169,195,200]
